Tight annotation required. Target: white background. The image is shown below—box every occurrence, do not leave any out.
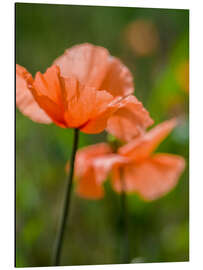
[0,0,202,269]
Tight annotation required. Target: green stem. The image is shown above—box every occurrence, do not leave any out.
[53,128,79,266]
[120,169,129,264]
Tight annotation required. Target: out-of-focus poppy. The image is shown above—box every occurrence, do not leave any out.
[16,43,153,135]
[70,119,185,200]
[124,20,160,57]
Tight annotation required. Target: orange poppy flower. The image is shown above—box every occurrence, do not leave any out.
[16,43,153,135]
[70,119,185,200]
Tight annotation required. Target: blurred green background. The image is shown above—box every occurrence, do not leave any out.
[16,3,189,267]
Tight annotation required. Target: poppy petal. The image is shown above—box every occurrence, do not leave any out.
[118,118,177,161]
[62,76,114,128]
[74,143,113,178]
[79,94,121,134]
[100,56,134,97]
[31,66,66,126]
[62,76,95,127]
[33,65,64,106]
[30,94,66,127]
[72,143,112,199]
[80,96,132,134]
[112,154,185,200]
[76,167,104,199]
[16,64,52,124]
[54,43,109,90]
[92,154,129,184]
[76,153,128,199]
[106,95,154,142]
[111,164,137,193]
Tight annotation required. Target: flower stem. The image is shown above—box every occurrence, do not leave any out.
[120,169,129,264]
[53,128,79,266]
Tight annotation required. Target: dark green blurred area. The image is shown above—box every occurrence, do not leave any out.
[16,3,189,267]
